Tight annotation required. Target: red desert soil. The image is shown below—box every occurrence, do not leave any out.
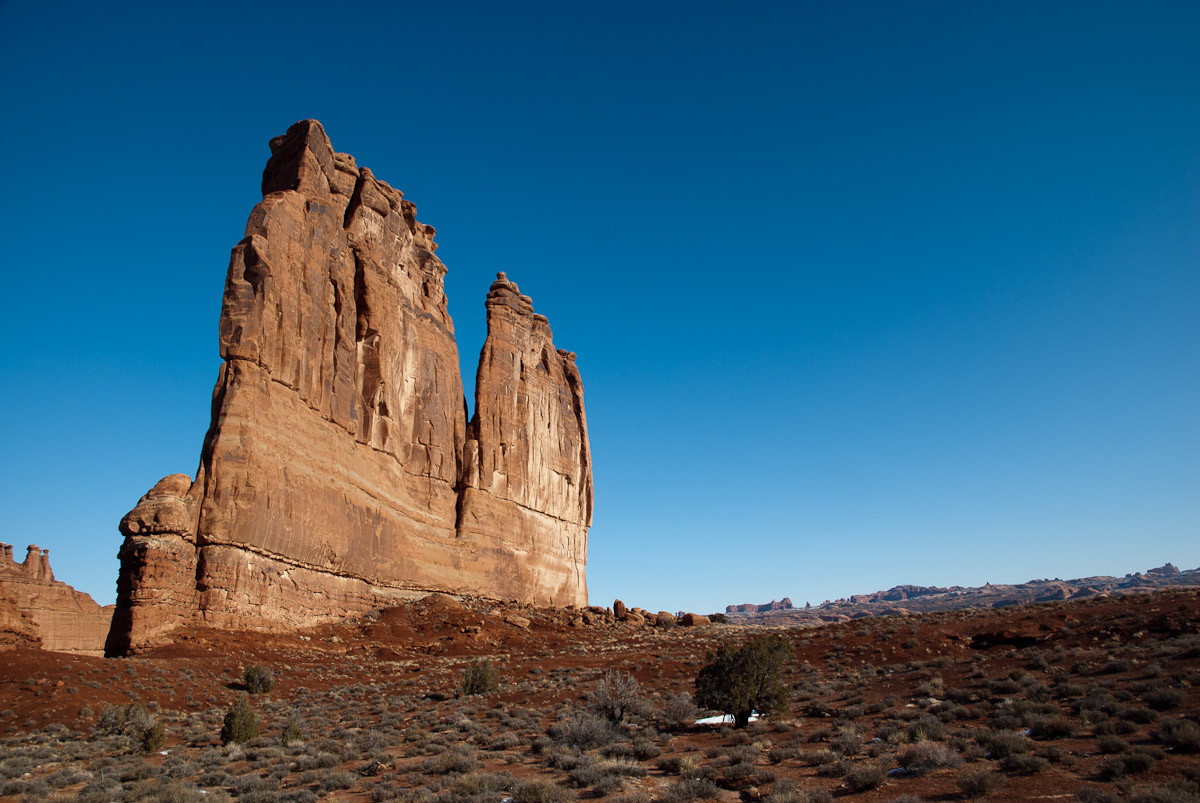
[1,589,1198,802]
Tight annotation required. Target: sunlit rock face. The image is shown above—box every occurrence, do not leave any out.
[0,544,113,654]
[107,121,592,654]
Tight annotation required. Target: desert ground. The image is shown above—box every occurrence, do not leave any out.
[1,589,1198,802]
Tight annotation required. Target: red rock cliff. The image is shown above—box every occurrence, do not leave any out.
[0,544,114,654]
[106,121,592,655]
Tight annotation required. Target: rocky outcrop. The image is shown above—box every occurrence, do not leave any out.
[0,544,113,653]
[456,273,592,606]
[726,598,794,614]
[108,120,592,654]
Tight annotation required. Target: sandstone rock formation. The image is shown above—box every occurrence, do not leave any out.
[0,544,114,653]
[726,598,794,614]
[107,120,592,655]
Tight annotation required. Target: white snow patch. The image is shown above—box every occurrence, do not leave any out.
[693,712,760,726]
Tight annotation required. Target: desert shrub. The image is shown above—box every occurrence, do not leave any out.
[512,777,572,803]
[710,613,728,624]
[768,745,802,763]
[243,665,275,694]
[897,741,961,774]
[1157,718,1200,753]
[421,747,480,775]
[569,758,647,789]
[843,762,886,792]
[979,730,1033,758]
[1031,715,1075,739]
[1097,735,1129,754]
[1000,754,1048,774]
[695,635,791,728]
[97,702,165,754]
[74,779,132,803]
[1120,706,1159,724]
[1128,783,1200,803]
[1099,752,1156,781]
[1144,688,1185,711]
[548,709,618,749]
[438,771,516,798]
[659,778,721,802]
[587,671,650,723]
[804,749,839,766]
[140,719,167,754]
[486,732,523,751]
[461,660,500,695]
[1075,786,1119,803]
[832,730,861,756]
[280,720,302,746]
[958,766,1004,798]
[317,770,356,791]
[658,692,700,729]
[221,695,260,745]
[906,713,947,742]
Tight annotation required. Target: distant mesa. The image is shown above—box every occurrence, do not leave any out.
[723,565,1200,624]
[0,544,113,654]
[726,598,794,614]
[106,120,593,655]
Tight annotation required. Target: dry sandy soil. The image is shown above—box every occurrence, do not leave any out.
[1,589,1198,802]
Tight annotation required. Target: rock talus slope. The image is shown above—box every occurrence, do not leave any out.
[107,120,591,654]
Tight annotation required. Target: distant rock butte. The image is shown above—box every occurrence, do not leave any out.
[106,120,592,655]
[726,597,794,613]
[0,544,113,654]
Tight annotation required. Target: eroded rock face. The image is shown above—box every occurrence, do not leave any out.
[457,273,592,607]
[0,544,113,654]
[108,120,592,653]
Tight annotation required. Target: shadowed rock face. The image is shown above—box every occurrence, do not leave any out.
[107,120,592,655]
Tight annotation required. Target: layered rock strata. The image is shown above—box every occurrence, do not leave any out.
[0,544,114,653]
[107,120,592,655]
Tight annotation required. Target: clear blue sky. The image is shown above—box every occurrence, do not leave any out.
[1,1,1196,614]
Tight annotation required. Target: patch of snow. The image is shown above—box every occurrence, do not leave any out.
[693,712,759,726]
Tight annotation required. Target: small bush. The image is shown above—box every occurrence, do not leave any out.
[512,777,572,803]
[1031,715,1075,739]
[280,720,302,746]
[1157,718,1200,753]
[140,720,167,754]
[843,762,886,792]
[587,671,650,723]
[1097,735,1129,754]
[461,660,500,696]
[548,709,618,749]
[658,693,700,729]
[243,665,274,694]
[221,695,260,745]
[979,730,1034,758]
[1128,783,1200,803]
[1000,754,1048,775]
[897,741,961,774]
[1075,787,1119,803]
[97,702,164,754]
[1144,688,1185,712]
[957,767,1004,798]
[659,778,720,802]
[1099,752,1156,781]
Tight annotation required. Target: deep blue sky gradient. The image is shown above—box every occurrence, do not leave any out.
[1,0,1196,613]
